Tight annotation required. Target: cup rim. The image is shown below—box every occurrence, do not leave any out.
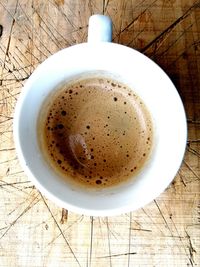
[13,42,187,216]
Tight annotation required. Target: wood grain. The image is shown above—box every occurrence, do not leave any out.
[0,0,199,266]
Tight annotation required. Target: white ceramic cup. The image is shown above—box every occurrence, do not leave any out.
[14,15,187,216]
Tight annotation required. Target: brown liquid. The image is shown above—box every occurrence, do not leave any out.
[39,76,153,188]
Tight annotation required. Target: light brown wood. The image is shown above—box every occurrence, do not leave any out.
[0,0,199,266]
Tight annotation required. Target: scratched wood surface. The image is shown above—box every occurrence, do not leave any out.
[0,0,200,266]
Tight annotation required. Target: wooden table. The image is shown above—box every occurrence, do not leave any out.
[0,0,199,266]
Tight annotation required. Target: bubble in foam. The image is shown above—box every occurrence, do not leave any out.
[113,97,118,101]
[96,180,102,184]
[86,125,90,129]
[57,160,62,164]
[61,110,67,116]
[111,82,116,87]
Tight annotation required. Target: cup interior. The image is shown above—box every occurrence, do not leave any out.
[14,42,187,216]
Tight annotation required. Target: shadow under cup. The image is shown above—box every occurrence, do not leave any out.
[14,42,187,216]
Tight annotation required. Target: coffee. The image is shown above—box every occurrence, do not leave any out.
[38,75,153,189]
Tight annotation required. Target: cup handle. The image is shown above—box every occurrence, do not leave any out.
[87,15,112,43]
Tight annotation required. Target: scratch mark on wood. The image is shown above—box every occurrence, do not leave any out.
[154,200,173,236]
[152,20,198,58]
[47,0,78,31]
[40,193,81,267]
[166,205,192,263]
[47,215,84,246]
[106,217,112,267]
[187,139,200,143]
[0,0,19,85]
[0,179,32,196]
[0,194,40,240]
[186,231,197,266]
[0,25,3,38]
[89,216,94,267]
[103,0,105,14]
[60,208,68,224]
[2,64,32,79]
[166,39,200,69]
[16,4,54,56]
[127,213,132,267]
[131,228,152,232]
[15,43,42,64]
[0,76,29,82]
[178,171,187,187]
[0,181,29,188]
[187,146,200,158]
[142,208,164,235]
[31,7,69,48]
[0,147,15,152]
[141,0,200,53]
[113,0,158,41]
[104,0,110,13]
[183,160,200,180]
[97,252,137,258]
[0,157,17,165]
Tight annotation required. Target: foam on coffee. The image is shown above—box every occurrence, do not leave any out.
[39,76,153,188]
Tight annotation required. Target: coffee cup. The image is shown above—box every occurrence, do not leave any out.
[14,15,187,216]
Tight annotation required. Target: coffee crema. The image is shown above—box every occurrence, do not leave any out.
[39,76,153,189]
